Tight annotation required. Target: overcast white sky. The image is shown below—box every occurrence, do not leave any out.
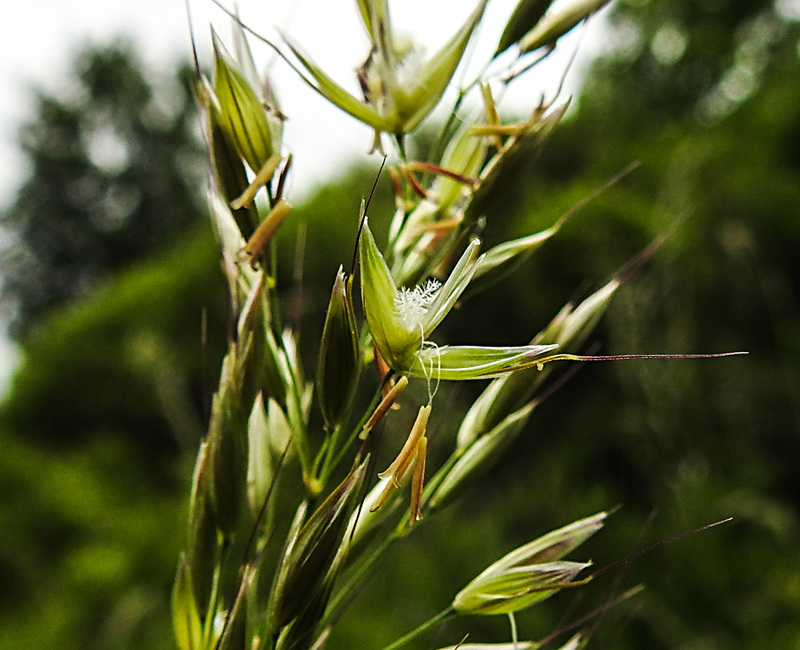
[0,0,612,391]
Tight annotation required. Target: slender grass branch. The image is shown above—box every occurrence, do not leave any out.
[380,606,457,650]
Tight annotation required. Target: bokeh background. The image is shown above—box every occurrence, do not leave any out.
[1,0,799,648]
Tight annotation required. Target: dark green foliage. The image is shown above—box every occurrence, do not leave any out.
[0,433,185,649]
[584,0,787,127]
[1,226,226,470]
[0,41,204,339]
[0,224,227,648]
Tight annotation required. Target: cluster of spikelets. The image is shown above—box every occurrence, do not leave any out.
[169,1,661,649]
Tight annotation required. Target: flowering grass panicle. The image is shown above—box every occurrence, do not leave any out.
[172,0,742,648]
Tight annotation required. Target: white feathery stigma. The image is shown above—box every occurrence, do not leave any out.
[394,278,441,333]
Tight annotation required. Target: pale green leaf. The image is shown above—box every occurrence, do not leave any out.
[355,0,390,43]
[171,556,203,650]
[518,0,611,53]
[282,33,392,132]
[496,0,555,54]
[430,402,536,510]
[422,238,483,334]
[454,561,590,615]
[436,113,490,211]
[212,31,274,172]
[468,224,559,295]
[408,343,558,380]
[392,0,489,131]
[359,219,421,369]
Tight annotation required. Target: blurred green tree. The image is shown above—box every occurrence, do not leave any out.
[0,41,205,339]
[0,229,222,649]
[583,0,793,128]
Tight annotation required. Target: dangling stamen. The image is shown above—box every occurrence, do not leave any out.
[361,376,409,439]
[420,340,442,403]
[371,405,432,514]
[409,435,427,526]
